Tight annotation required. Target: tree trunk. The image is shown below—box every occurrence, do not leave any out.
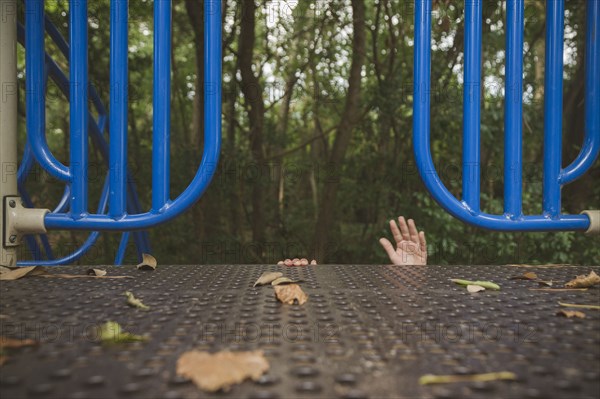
[312,0,366,261]
[239,0,267,251]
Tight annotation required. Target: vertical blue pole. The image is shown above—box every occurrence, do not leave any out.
[109,0,129,218]
[152,0,172,211]
[462,0,482,212]
[414,0,432,174]
[70,0,89,217]
[542,0,564,217]
[504,0,524,218]
[584,0,600,163]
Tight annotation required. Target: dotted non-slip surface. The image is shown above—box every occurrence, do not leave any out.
[1,264,599,399]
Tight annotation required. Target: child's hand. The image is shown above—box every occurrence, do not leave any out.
[379,216,427,265]
[277,258,318,266]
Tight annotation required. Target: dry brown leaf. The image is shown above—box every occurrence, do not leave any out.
[510,272,538,280]
[0,266,42,280]
[274,284,308,305]
[0,356,7,366]
[271,277,298,286]
[467,285,485,293]
[176,350,269,392]
[253,272,283,287]
[565,271,600,288]
[0,336,37,349]
[557,310,586,319]
[37,274,133,279]
[419,371,517,385]
[87,268,107,276]
[136,253,157,270]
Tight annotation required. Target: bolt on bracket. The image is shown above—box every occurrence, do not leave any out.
[3,196,49,247]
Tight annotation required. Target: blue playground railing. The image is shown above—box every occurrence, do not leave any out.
[413,0,599,232]
[16,17,151,265]
[22,0,221,234]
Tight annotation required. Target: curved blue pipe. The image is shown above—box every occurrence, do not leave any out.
[559,0,600,184]
[412,0,590,232]
[44,0,222,231]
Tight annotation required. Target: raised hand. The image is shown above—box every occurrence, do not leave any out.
[379,216,427,265]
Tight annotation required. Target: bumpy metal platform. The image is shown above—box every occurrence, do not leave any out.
[1,264,599,399]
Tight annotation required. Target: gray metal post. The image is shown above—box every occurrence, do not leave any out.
[1,0,18,267]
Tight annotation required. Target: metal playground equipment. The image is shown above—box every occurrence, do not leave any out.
[0,0,598,267]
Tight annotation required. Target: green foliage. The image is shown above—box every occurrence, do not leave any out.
[16,0,599,265]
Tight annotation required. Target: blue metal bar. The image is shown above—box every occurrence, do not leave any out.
[412,0,589,231]
[542,0,565,218]
[461,0,482,212]
[19,177,110,266]
[25,0,70,182]
[69,0,89,217]
[560,0,600,184]
[115,232,130,265]
[152,0,172,211]
[109,0,129,218]
[44,0,222,231]
[504,0,525,218]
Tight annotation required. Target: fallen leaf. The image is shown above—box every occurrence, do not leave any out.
[556,310,586,318]
[467,285,485,293]
[0,266,13,274]
[271,277,298,286]
[0,266,41,280]
[98,321,148,344]
[136,253,157,270]
[510,272,538,280]
[451,279,500,291]
[38,273,133,279]
[125,291,150,310]
[529,288,588,292]
[253,272,283,287]
[274,284,308,305]
[0,336,37,348]
[419,371,517,385]
[87,268,107,276]
[558,302,600,310]
[0,355,6,366]
[565,271,600,288]
[177,350,269,392]
[537,280,554,287]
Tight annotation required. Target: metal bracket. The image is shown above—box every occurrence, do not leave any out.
[582,210,600,235]
[3,196,49,247]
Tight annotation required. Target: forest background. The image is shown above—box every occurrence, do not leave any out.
[15,0,600,265]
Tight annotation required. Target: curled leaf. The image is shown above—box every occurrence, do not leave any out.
[271,277,298,286]
[176,350,269,392]
[557,310,586,319]
[510,272,538,280]
[565,271,600,288]
[125,291,150,310]
[137,253,157,271]
[98,321,148,344]
[467,285,485,293]
[253,272,283,287]
[558,302,600,310]
[87,268,107,277]
[274,284,308,305]
[537,280,554,287]
[0,336,37,349]
[451,279,500,291]
[419,371,517,385]
[0,266,44,280]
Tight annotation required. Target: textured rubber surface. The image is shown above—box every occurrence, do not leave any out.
[1,264,599,399]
